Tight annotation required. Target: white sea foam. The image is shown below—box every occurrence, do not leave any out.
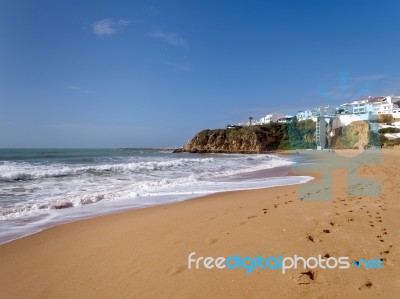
[0,151,310,243]
[0,155,293,219]
[0,158,216,182]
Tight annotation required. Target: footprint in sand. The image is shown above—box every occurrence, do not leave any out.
[167,265,187,276]
[359,281,373,290]
[322,229,330,234]
[291,270,316,285]
[205,238,219,245]
[307,235,316,243]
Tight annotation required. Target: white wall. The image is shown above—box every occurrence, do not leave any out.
[337,113,377,126]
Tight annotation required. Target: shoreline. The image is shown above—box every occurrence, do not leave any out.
[0,174,313,246]
[0,149,399,298]
[0,153,309,245]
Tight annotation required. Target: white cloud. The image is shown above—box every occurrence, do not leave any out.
[353,74,387,82]
[150,30,186,46]
[91,19,130,37]
[165,62,193,71]
[67,85,90,94]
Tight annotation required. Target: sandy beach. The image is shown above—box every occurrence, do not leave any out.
[0,149,399,298]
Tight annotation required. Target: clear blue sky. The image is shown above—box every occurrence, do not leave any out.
[1,0,400,147]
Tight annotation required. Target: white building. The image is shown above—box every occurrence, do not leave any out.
[296,105,336,122]
[351,101,376,114]
[337,113,377,126]
[338,103,353,114]
[296,109,314,121]
[277,114,294,123]
[338,95,400,122]
[259,113,284,124]
[392,108,400,119]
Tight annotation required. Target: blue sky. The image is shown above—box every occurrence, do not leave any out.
[1,0,400,147]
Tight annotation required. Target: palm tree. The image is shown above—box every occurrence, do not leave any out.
[249,116,254,126]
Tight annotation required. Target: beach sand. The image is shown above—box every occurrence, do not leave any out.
[0,149,399,298]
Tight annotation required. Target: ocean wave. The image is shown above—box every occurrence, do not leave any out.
[0,158,215,182]
[0,174,313,222]
[0,174,201,220]
[0,153,296,221]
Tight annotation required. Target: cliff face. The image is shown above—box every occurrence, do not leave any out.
[174,119,374,153]
[174,122,316,153]
[330,120,371,149]
[174,126,278,153]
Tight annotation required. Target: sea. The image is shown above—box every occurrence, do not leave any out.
[0,148,312,243]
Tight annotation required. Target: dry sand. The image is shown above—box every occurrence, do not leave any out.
[0,149,399,298]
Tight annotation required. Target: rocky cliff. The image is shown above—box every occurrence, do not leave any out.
[174,119,376,153]
[330,120,373,149]
[174,126,278,153]
[174,121,316,153]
